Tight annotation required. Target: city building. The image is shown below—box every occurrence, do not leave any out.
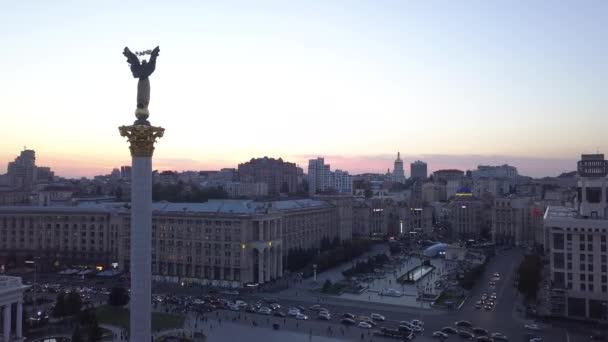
[308,158,353,195]
[308,158,331,195]
[410,160,427,181]
[223,182,268,198]
[432,169,465,182]
[492,196,544,246]
[120,166,132,180]
[545,154,608,321]
[0,276,27,341]
[447,196,485,239]
[0,198,350,287]
[392,152,406,183]
[237,157,298,196]
[472,164,519,179]
[6,150,37,191]
[422,182,446,202]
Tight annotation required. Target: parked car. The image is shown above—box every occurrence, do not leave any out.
[270,303,281,310]
[433,331,449,339]
[473,327,488,335]
[340,318,356,325]
[295,313,308,320]
[258,307,272,315]
[491,332,509,341]
[371,313,386,321]
[273,311,286,317]
[411,319,424,327]
[457,330,475,339]
[455,320,472,328]
[357,321,373,329]
[476,336,493,342]
[317,311,331,320]
[288,308,300,317]
[441,326,458,334]
[342,313,356,319]
[524,324,541,331]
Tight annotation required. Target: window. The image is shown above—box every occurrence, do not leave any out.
[581,283,586,291]
[589,264,594,272]
[581,274,586,281]
[580,244,586,251]
[566,234,572,241]
[589,274,594,282]
[554,253,565,269]
[581,254,586,261]
[589,284,594,292]
[553,233,565,249]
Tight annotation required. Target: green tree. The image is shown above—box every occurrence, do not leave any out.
[72,325,84,342]
[322,279,332,293]
[108,287,130,307]
[52,293,66,317]
[65,291,82,316]
[517,255,543,302]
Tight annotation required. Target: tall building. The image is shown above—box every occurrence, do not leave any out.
[545,154,608,321]
[238,157,298,196]
[472,164,519,179]
[410,160,427,180]
[492,196,544,246]
[307,158,331,195]
[330,169,353,194]
[448,196,485,239]
[392,152,406,183]
[120,166,132,180]
[6,149,37,191]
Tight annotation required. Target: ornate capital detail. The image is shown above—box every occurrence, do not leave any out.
[119,124,164,157]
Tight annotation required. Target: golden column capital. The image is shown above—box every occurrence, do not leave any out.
[119,124,165,157]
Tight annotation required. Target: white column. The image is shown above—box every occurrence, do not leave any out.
[131,156,152,342]
[16,300,22,338]
[278,247,283,277]
[3,304,11,341]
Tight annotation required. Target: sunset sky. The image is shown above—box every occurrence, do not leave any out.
[1,1,606,178]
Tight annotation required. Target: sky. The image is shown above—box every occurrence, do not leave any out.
[0,1,606,178]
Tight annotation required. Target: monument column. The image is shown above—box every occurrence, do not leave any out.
[3,304,11,341]
[119,45,164,342]
[16,300,23,339]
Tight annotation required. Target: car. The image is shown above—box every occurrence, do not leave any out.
[398,325,413,334]
[317,312,331,320]
[235,300,247,308]
[529,338,543,342]
[475,303,482,309]
[475,300,483,305]
[357,321,373,329]
[484,305,492,311]
[342,313,356,319]
[524,324,541,331]
[340,318,356,325]
[288,308,300,316]
[228,304,239,311]
[246,306,257,313]
[455,320,472,328]
[358,317,377,326]
[370,313,385,321]
[296,305,307,312]
[490,293,497,299]
[433,331,449,339]
[481,294,488,300]
[476,337,493,342]
[295,313,308,320]
[309,304,321,311]
[489,281,496,286]
[274,311,286,317]
[473,327,488,335]
[270,303,281,310]
[491,333,508,341]
[441,326,458,334]
[457,330,475,339]
[258,307,272,315]
[411,319,424,327]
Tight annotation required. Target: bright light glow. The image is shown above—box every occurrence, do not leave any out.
[461,205,467,209]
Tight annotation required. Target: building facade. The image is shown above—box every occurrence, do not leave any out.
[448,196,485,239]
[492,196,544,246]
[308,158,331,196]
[545,154,608,321]
[237,157,298,196]
[433,169,465,182]
[392,152,406,183]
[410,160,427,181]
[0,199,350,287]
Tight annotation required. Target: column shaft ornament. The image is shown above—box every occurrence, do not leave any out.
[119,124,165,157]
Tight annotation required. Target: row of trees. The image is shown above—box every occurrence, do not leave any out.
[71,309,103,342]
[286,239,374,275]
[517,254,543,302]
[152,182,228,202]
[52,291,83,317]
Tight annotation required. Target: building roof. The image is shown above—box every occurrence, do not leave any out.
[544,206,578,220]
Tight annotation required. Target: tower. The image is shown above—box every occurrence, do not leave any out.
[392,152,405,183]
[119,46,164,342]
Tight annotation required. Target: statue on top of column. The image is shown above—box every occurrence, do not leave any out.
[123,46,160,125]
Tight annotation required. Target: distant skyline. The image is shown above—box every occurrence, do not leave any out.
[0,148,578,179]
[1,1,606,178]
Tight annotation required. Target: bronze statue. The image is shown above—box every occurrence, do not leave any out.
[123,46,160,125]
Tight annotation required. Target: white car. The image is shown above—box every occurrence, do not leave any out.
[318,311,331,320]
[524,324,541,331]
[370,313,385,321]
[433,331,449,339]
[491,332,509,341]
[357,321,373,329]
[295,313,308,320]
[411,319,424,327]
[258,307,272,315]
[228,304,239,311]
[288,308,300,316]
[270,303,281,310]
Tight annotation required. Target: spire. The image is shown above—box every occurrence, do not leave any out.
[398,151,400,160]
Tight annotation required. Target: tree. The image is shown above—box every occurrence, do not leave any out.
[322,279,332,293]
[108,287,130,307]
[65,291,82,316]
[86,317,103,342]
[52,293,66,317]
[71,326,84,342]
[517,255,543,302]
